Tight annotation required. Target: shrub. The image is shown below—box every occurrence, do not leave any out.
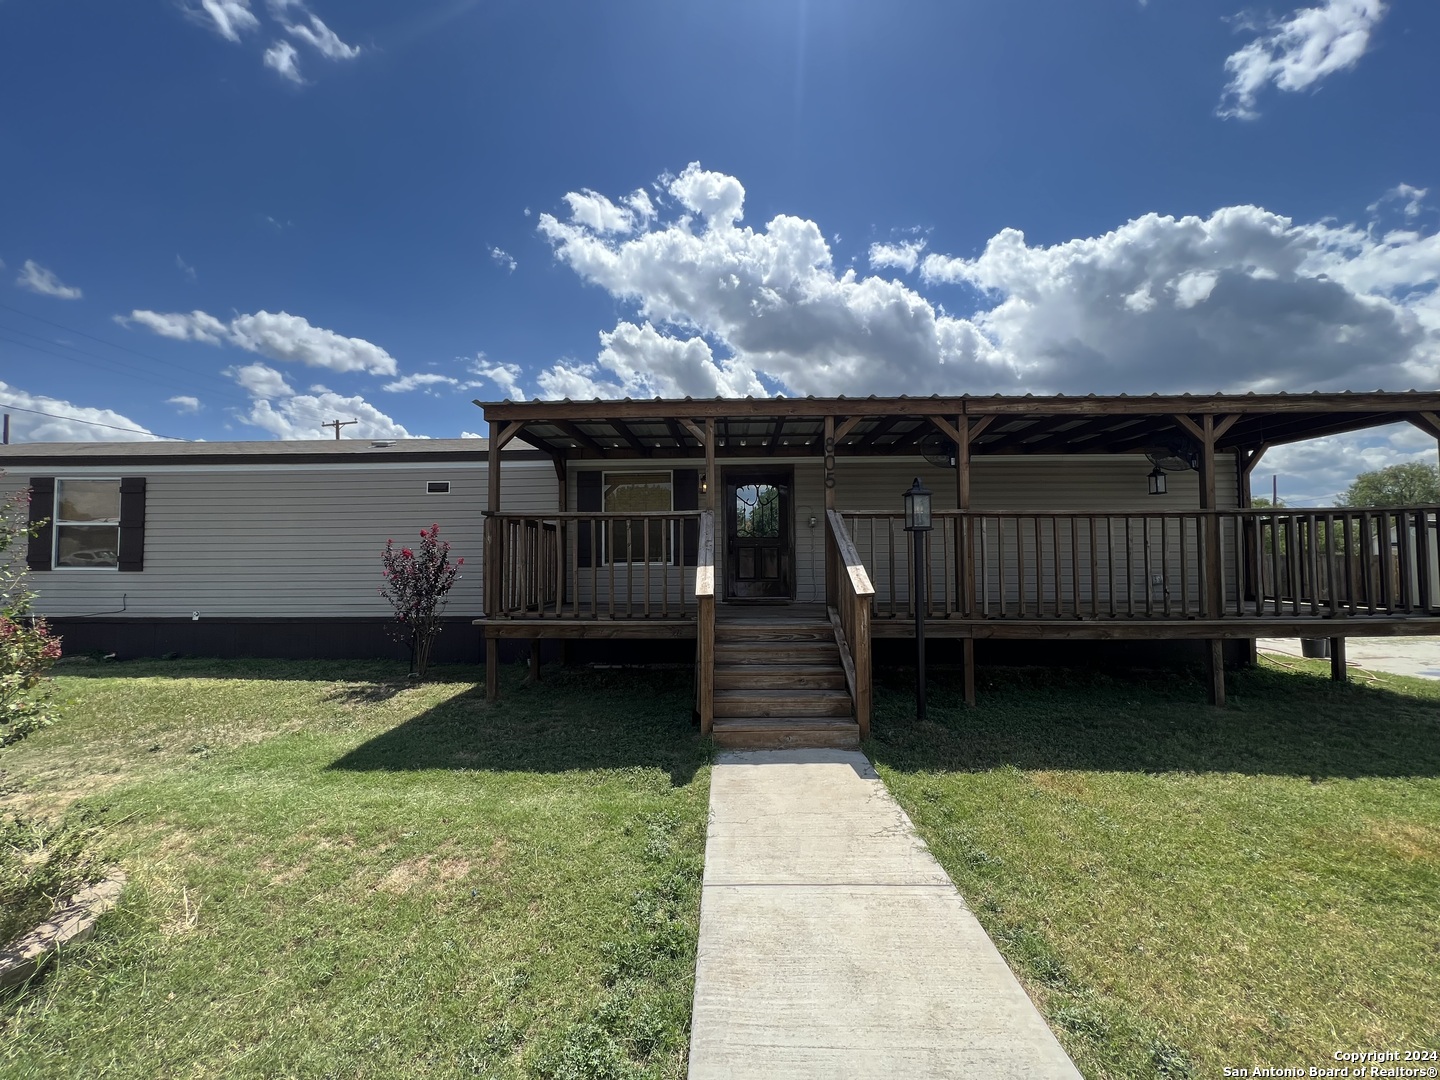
[1,485,61,748]
[379,523,463,679]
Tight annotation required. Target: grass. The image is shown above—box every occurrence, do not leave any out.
[868,655,1440,1079]
[0,659,709,1079]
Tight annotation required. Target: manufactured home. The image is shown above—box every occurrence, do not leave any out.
[6,392,1440,748]
[3,438,549,663]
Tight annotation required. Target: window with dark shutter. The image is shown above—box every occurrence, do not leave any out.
[118,477,147,572]
[26,478,54,572]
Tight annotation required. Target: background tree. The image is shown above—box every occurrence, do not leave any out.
[1338,462,1440,507]
[379,524,462,679]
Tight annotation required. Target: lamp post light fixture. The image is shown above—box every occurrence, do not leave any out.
[1147,466,1167,496]
[902,477,933,721]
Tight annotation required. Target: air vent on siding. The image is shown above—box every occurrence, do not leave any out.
[427,481,451,494]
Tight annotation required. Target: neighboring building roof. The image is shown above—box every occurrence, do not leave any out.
[0,437,544,467]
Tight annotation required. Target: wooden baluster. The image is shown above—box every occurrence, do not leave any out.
[1161,516,1172,617]
[1143,517,1154,616]
[1179,515,1191,616]
[1069,517,1080,618]
[1088,517,1098,617]
[1306,513,1320,616]
[1124,517,1135,616]
[643,517,651,617]
[1359,514,1375,615]
[1393,509,1405,613]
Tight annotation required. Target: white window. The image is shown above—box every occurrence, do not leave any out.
[603,471,672,563]
[54,479,121,569]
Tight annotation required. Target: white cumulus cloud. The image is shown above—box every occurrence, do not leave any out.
[1218,0,1386,120]
[0,381,161,442]
[264,39,303,83]
[382,372,460,393]
[868,238,927,274]
[167,395,203,414]
[490,247,517,273]
[269,0,360,60]
[120,308,400,376]
[227,362,296,399]
[469,356,526,400]
[532,164,1440,406]
[189,0,260,41]
[16,260,82,300]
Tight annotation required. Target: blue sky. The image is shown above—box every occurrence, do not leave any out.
[1,0,1437,501]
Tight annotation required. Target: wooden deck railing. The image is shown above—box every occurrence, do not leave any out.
[484,511,703,619]
[826,509,875,736]
[695,511,715,735]
[840,506,1440,621]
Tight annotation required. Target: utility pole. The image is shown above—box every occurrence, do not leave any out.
[2,414,9,445]
[321,418,358,440]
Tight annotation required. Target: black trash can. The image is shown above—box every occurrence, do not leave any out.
[1300,638,1330,659]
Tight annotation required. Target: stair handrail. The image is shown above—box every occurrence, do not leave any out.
[695,510,716,735]
[826,509,875,738]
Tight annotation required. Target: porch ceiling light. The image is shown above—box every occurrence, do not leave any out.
[1148,466,1167,496]
[903,477,933,531]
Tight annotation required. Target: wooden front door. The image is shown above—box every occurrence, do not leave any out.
[724,469,793,601]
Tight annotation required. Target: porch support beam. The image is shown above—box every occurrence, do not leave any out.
[1408,413,1440,477]
[608,419,652,457]
[1331,636,1348,682]
[705,418,716,514]
[679,418,707,447]
[765,418,784,455]
[485,427,507,703]
[833,415,865,445]
[824,415,836,511]
[663,418,688,452]
[550,420,607,456]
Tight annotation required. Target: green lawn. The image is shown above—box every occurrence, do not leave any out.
[869,656,1440,1079]
[1,660,709,1080]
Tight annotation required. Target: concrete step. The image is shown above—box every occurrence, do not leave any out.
[713,688,853,718]
[710,716,861,750]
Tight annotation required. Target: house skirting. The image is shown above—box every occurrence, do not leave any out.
[46,616,545,665]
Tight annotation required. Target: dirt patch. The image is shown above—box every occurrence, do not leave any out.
[1031,771,1092,799]
[374,852,477,894]
[1362,820,1440,862]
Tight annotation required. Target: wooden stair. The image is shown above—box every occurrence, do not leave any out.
[710,613,860,749]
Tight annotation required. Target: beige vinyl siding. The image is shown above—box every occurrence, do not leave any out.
[575,453,1237,608]
[10,461,556,619]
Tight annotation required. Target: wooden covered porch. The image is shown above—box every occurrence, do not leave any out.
[475,393,1440,743]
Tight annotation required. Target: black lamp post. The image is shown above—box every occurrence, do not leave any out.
[903,478,933,720]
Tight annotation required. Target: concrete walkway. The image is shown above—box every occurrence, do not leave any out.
[1258,635,1440,680]
[688,749,1081,1079]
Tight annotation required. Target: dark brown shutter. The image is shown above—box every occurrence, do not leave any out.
[673,468,699,566]
[118,477,146,572]
[576,471,601,567]
[26,477,54,572]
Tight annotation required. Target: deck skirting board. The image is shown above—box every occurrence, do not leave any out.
[869,617,1440,640]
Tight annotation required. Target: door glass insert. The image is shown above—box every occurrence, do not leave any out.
[735,484,781,539]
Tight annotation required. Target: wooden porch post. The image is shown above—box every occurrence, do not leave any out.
[957,414,976,707]
[1330,635,1347,682]
[1176,413,1227,706]
[1237,443,1269,667]
[705,418,716,514]
[823,414,836,512]
[485,420,524,702]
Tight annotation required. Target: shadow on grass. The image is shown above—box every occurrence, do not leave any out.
[867,660,1440,780]
[48,657,453,684]
[328,665,707,786]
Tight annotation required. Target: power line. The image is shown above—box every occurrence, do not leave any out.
[0,402,185,441]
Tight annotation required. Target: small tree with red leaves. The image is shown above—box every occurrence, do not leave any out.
[379,523,463,679]
[2,483,62,747]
